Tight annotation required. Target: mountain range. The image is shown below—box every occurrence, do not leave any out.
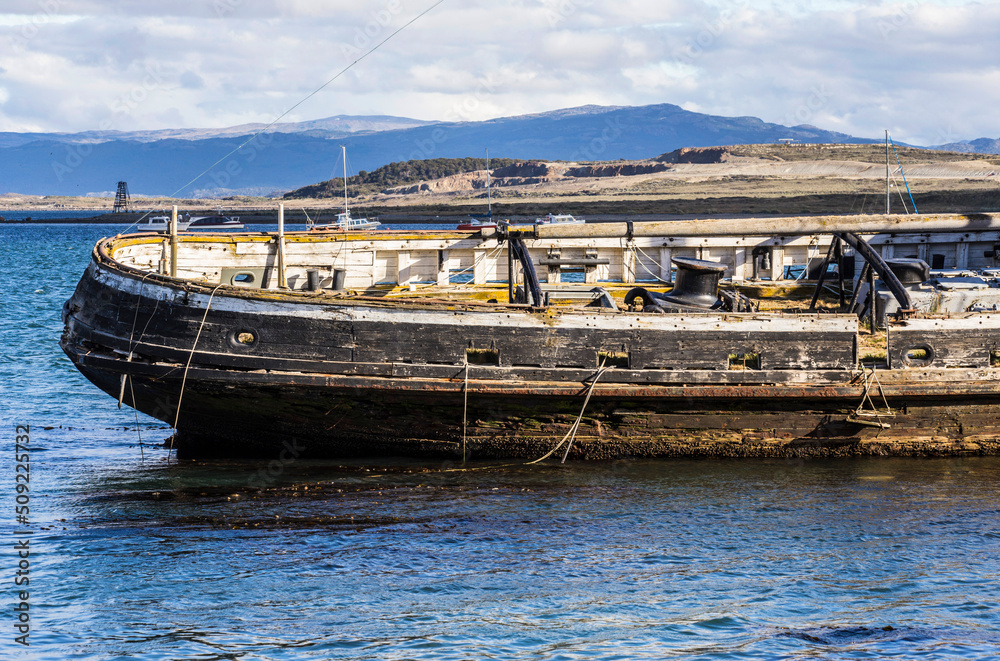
[0,103,997,197]
[930,137,1000,154]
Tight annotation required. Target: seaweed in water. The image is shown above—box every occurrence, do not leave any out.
[776,625,930,645]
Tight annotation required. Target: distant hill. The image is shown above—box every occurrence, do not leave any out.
[930,138,1000,155]
[659,143,998,164]
[0,103,894,196]
[0,114,433,149]
[285,157,518,199]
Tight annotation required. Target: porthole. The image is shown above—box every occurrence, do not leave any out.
[228,328,259,350]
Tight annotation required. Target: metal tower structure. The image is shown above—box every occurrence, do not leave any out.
[113,181,131,213]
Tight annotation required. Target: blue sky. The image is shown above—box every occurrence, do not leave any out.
[0,0,996,146]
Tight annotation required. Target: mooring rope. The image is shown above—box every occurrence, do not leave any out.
[169,284,224,460]
[856,365,894,419]
[527,358,609,465]
[462,361,469,465]
[127,375,145,461]
[422,360,613,474]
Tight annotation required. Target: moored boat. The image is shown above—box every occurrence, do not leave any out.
[536,213,585,225]
[457,149,496,230]
[308,145,382,232]
[61,212,1000,459]
[186,214,245,230]
[456,216,496,231]
[309,209,381,232]
[137,213,244,231]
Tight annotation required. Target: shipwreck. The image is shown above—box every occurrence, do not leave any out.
[61,209,1000,459]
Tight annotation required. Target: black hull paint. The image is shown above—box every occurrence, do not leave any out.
[60,240,1000,459]
[64,344,1000,459]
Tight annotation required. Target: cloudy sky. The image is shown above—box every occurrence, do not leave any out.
[0,0,996,146]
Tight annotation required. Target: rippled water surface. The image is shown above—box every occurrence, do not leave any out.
[3,223,1000,660]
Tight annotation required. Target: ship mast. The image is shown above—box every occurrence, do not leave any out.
[342,144,349,217]
[885,130,890,215]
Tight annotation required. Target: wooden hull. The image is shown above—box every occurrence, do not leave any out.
[61,240,1000,459]
[66,355,1000,459]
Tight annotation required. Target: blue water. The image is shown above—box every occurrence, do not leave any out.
[3,223,1000,660]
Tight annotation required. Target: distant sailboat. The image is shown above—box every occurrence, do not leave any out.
[457,149,497,230]
[309,145,382,231]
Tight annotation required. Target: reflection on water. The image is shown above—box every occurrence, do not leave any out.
[4,224,1000,659]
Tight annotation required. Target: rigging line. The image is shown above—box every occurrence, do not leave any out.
[447,243,506,283]
[128,273,163,359]
[120,273,153,409]
[409,242,506,291]
[129,279,170,456]
[127,273,152,356]
[169,284,224,460]
[121,273,153,460]
[889,136,919,213]
[632,244,673,284]
[136,297,161,348]
[120,0,448,234]
[889,171,910,214]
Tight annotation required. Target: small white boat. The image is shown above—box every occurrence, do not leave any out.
[187,215,244,230]
[137,214,244,232]
[136,215,174,231]
[535,213,585,225]
[309,146,382,232]
[457,215,496,231]
[310,210,381,232]
[458,149,496,231]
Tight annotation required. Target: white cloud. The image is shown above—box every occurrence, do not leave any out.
[0,0,995,145]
